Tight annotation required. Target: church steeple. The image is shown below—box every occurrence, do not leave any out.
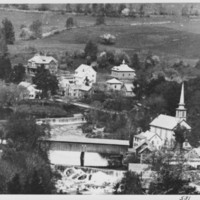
[176,82,187,121]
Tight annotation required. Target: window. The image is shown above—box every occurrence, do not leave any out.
[122,74,124,76]
[114,85,117,89]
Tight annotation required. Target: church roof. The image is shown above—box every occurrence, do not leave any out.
[150,114,191,130]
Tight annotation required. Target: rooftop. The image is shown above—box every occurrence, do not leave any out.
[40,136,129,146]
[106,78,122,84]
[123,83,135,92]
[112,60,135,72]
[140,130,161,141]
[75,64,96,74]
[28,54,58,64]
[150,114,188,130]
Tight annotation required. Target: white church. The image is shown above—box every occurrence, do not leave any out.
[133,82,191,150]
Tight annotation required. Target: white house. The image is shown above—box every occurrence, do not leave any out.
[74,64,96,86]
[18,81,41,99]
[121,83,135,97]
[106,78,123,91]
[184,148,200,168]
[66,84,92,99]
[133,131,163,150]
[111,60,136,80]
[27,54,58,75]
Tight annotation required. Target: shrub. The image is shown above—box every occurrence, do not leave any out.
[99,33,116,45]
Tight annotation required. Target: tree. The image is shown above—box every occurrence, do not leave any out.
[38,4,49,11]
[96,14,105,25]
[18,4,29,10]
[65,4,72,12]
[29,170,45,194]
[7,174,21,194]
[32,65,59,98]
[65,17,74,29]
[84,40,98,61]
[0,27,8,57]
[131,53,140,70]
[0,56,12,82]
[139,4,145,17]
[113,171,144,194]
[9,63,25,84]
[2,18,15,44]
[30,20,42,39]
[75,4,83,13]
[96,5,105,25]
[97,52,109,69]
[105,4,113,16]
[5,112,49,151]
[173,124,189,151]
[118,4,126,15]
[84,4,91,15]
[149,162,197,194]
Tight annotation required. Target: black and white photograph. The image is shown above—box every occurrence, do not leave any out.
[0,1,200,197]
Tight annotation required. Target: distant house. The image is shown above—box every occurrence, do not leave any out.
[18,81,41,99]
[111,60,136,80]
[79,85,93,98]
[133,131,163,150]
[121,83,135,97]
[106,78,123,91]
[66,84,92,99]
[74,64,96,86]
[184,148,200,168]
[27,54,58,76]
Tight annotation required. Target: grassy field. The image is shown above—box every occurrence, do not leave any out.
[3,8,200,69]
[10,21,200,62]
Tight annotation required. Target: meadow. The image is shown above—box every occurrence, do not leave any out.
[2,8,200,69]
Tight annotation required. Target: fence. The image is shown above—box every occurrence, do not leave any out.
[36,114,86,126]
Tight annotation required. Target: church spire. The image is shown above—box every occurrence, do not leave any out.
[176,82,187,121]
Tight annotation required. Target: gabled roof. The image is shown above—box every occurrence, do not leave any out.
[136,140,150,150]
[75,64,96,74]
[28,54,58,64]
[138,146,153,154]
[134,134,146,139]
[111,61,135,72]
[194,148,200,157]
[106,78,122,84]
[79,85,92,92]
[150,114,191,130]
[18,81,36,89]
[140,130,162,141]
[123,83,135,92]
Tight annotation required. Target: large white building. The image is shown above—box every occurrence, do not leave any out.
[74,64,96,86]
[106,78,123,91]
[111,60,136,80]
[18,81,41,99]
[27,54,58,76]
[133,82,191,150]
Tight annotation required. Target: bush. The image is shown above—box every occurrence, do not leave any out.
[29,20,42,39]
[38,4,49,11]
[65,17,74,29]
[114,50,131,65]
[99,33,116,45]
